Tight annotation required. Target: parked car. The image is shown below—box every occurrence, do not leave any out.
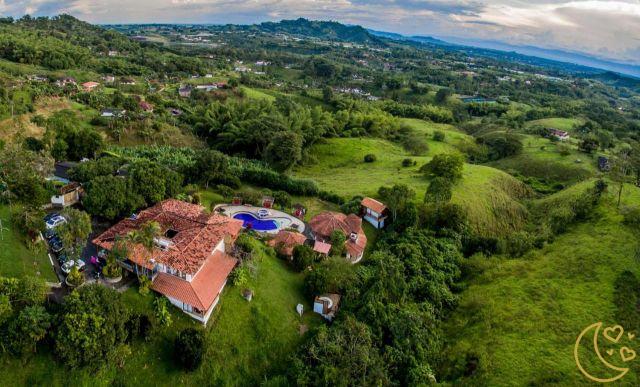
[49,237,64,253]
[57,253,68,265]
[43,229,57,240]
[43,212,60,222]
[45,215,66,229]
[62,259,86,275]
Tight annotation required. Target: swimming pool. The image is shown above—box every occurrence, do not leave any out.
[233,213,279,231]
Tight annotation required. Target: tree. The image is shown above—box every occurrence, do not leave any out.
[611,146,633,208]
[293,315,389,386]
[273,190,291,210]
[264,131,303,171]
[10,305,51,354]
[425,177,453,203]
[126,221,161,267]
[153,297,172,327]
[83,175,144,220]
[54,285,130,368]
[292,245,317,271]
[128,160,183,206]
[195,149,231,189]
[304,257,356,298]
[435,88,452,104]
[378,184,416,222]
[579,134,599,154]
[57,208,92,260]
[420,153,464,181]
[322,86,334,103]
[329,229,346,257]
[174,328,206,371]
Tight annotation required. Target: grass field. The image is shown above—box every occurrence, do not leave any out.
[440,187,640,385]
[0,205,57,282]
[492,134,597,184]
[526,117,584,132]
[293,137,529,237]
[0,241,319,386]
[240,86,277,101]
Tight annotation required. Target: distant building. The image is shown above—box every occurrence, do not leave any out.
[547,128,570,141]
[459,96,496,104]
[51,183,82,208]
[50,161,79,184]
[101,109,126,118]
[598,156,610,171]
[82,81,100,92]
[102,75,116,83]
[178,85,192,97]
[139,101,153,112]
[56,77,77,88]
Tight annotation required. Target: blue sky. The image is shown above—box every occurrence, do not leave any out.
[2,0,640,64]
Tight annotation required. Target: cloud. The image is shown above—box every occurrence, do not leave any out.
[0,0,639,64]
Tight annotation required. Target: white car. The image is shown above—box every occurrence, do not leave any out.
[62,259,85,274]
[45,216,66,230]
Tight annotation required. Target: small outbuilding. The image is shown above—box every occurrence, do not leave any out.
[313,294,341,321]
[361,197,388,229]
[268,230,307,257]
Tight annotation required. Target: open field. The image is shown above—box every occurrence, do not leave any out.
[526,117,584,132]
[492,133,597,185]
[440,187,640,385]
[0,242,318,386]
[293,137,529,237]
[0,205,57,282]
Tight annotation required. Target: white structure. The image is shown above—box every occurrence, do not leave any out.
[313,294,341,321]
[361,197,388,229]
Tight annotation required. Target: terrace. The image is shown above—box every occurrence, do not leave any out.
[215,205,306,234]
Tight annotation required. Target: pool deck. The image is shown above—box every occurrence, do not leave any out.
[215,204,306,234]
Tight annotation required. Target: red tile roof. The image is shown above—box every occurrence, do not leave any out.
[313,240,332,255]
[361,197,387,214]
[268,230,307,256]
[309,212,367,258]
[93,199,243,274]
[152,250,237,311]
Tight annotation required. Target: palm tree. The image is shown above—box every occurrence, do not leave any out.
[126,221,161,276]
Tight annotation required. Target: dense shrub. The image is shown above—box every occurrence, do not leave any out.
[433,130,446,142]
[174,328,206,371]
[622,206,640,226]
[420,153,464,181]
[291,245,317,271]
[402,158,415,167]
[364,154,377,163]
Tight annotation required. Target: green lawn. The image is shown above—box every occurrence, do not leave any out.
[240,86,277,101]
[526,117,584,132]
[0,205,57,282]
[440,187,640,385]
[0,240,319,386]
[293,137,529,237]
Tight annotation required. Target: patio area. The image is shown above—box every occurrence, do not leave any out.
[215,205,306,234]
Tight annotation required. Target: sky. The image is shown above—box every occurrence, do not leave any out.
[2,0,640,65]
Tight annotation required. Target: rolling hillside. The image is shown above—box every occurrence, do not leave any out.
[293,135,530,237]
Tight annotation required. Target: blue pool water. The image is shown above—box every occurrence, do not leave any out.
[233,213,279,231]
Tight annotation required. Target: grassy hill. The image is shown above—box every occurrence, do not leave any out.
[440,184,640,385]
[293,136,529,237]
[491,134,596,187]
